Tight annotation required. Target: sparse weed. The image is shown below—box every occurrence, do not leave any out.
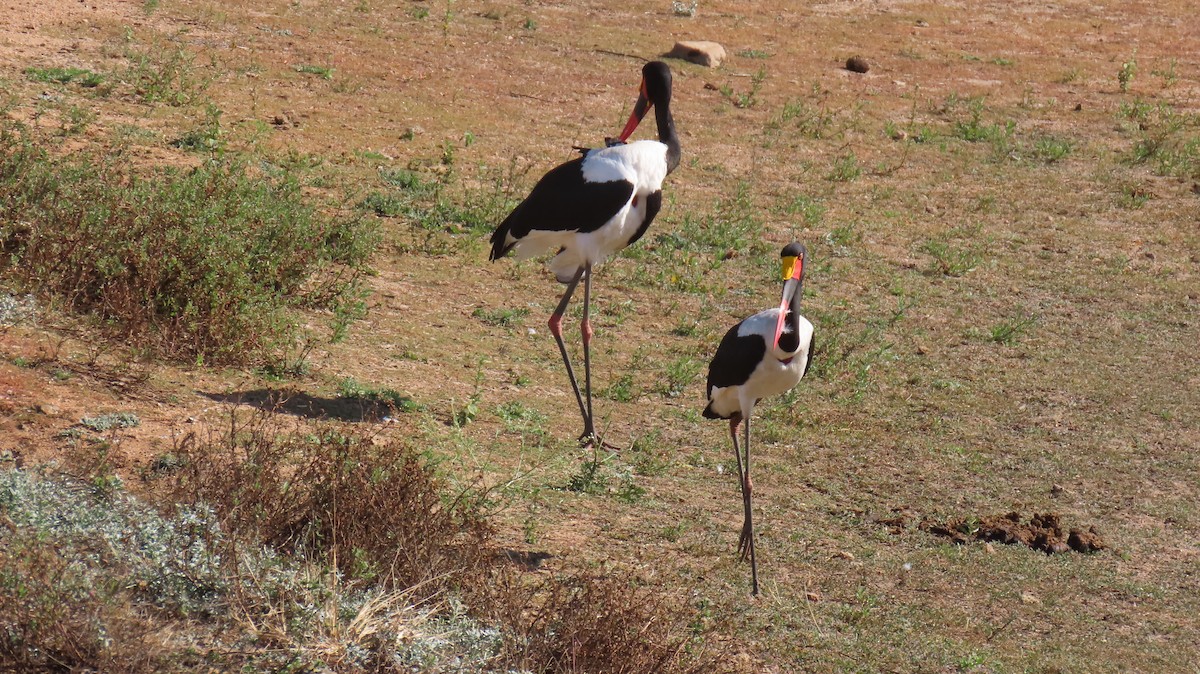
[337,377,420,412]
[123,40,211,106]
[773,94,838,139]
[784,193,826,227]
[1118,52,1137,92]
[295,63,334,79]
[473,306,529,327]
[630,429,670,476]
[988,313,1037,345]
[603,373,636,402]
[170,103,224,154]
[826,153,862,182]
[1031,135,1072,163]
[660,356,702,398]
[565,455,607,494]
[24,66,104,88]
[1117,184,1152,209]
[1151,58,1177,88]
[921,240,981,277]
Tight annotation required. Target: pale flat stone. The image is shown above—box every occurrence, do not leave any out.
[666,40,727,68]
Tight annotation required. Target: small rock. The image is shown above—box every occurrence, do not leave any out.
[36,403,60,416]
[806,591,821,602]
[665,40,727,68]
[915,19,929,27]
[833,550,855,561]
[984,542,996,554]
[846,55,870,73]
[1074,102,1083,111]
[271,113,292,129]
[1020,591,1041,605]
[1051,483,1067,496]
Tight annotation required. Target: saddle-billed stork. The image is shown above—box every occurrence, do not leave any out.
[490,61,681,445]
[703,242,815,596]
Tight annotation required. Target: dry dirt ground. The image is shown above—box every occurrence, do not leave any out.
[2,0,1199,670]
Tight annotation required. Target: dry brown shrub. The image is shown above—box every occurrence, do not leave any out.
[171,408,492,594]
[474,566,739,674]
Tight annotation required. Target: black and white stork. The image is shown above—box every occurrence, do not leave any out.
[489,61,681,445]
[703,242,815,596]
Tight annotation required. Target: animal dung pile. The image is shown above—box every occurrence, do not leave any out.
[918,511,1106,554]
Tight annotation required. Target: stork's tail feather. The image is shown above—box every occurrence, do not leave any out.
[489,221,514,261]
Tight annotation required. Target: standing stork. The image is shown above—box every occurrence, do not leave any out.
[489,61,681,445]
[703,242,815,595]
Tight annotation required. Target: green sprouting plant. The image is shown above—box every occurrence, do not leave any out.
[989,313,1037,345]
[826,153,861,182]
[60,105,96,136]
[24,66,104,87]
[603,373,636,402]
[1119,52,1137,93]
[660,356,701,398]
[736,67,767,109]
[337,377,420,412]
[630,430,669,477]
[171,103,225,154]
[1151,58,1177,88]
[496,401,547,438]
[472,306,529,328]
[565,456,606,493]
[124,41,211,106]
[295,64,334,79]
[1031,136,1072,163]
[452,359,486,427]
[784,193,826,227]
[1117,184,1151,210]
[921,240,980,277]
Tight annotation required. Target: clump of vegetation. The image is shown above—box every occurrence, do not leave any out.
[23,66,104,88]
[79,412,141,431]
[0,120,377,363]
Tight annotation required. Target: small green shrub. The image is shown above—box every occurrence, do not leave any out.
[24,66,103,87]
[0,123,377,363]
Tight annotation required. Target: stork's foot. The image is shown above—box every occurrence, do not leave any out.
[738,519,753,561]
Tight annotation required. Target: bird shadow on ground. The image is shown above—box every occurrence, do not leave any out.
[201,388,392,422]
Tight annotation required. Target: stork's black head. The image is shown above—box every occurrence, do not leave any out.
[618,61,674,143]
[781,242,807,261]
[641,61,673,106]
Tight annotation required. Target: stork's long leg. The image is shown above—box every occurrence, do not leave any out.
[580,263,597,443]
[736,414,759,596]
[548,267,592,438]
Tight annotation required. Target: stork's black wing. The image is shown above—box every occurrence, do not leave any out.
[705,321,766,400]
[490,157,634,259]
